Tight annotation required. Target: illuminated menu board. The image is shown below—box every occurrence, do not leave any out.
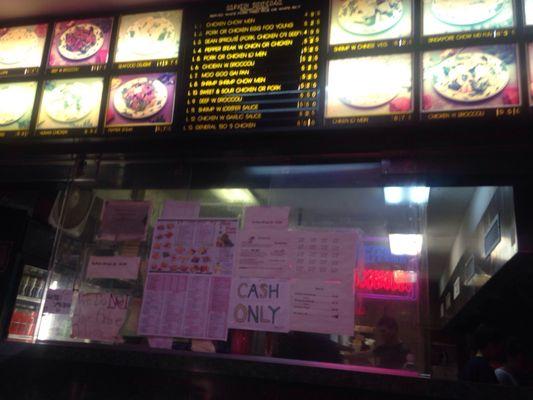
[114,10,183,70]
[0,24,47,78]
[422,45,521,121]
[104,73,177,135]
[326,53,413,126]
[329,0,413,55]
[0,81,38,138]
[47,18,114,74]
[423,0,515,44]
[526,0,533,26]
[184,1,322,132]
[35,77,104,137]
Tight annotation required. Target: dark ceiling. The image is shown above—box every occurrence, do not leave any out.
[0,0,198,21]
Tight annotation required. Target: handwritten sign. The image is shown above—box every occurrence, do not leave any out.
[86,256,140,280]
[243,206,290,230]
[98,201,151,241]
[228,278,289,333]
[72,292,129,342]
[43,289,73,315]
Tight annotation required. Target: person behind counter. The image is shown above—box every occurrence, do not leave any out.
[373,316,412,370]
[495,338,527,386]
[459,324,503,384]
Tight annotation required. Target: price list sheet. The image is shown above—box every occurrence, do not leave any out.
[184,0,322,132]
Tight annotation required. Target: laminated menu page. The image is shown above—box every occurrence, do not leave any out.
[138,219,238,340]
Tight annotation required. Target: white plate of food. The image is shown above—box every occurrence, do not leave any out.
[122,16,178,58]
[58,23,104,61]
[338,0,404,36]
[44,82,95,122]
[0,27,38,65]
[113,77,168,119]
[0,83,34,125]
[431,0,506,26]
[432,52,509,102]
[334,57,401,108]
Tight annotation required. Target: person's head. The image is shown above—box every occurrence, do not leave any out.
[473,324,503,360]
[505,338,526,372]
[377,316,399,345]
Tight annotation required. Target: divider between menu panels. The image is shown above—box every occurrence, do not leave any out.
[2,1,533,138]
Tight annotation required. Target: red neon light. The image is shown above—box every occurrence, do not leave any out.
[355,270,416,295]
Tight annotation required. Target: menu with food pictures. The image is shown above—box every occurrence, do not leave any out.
[105,73,177,135]
[423,0,514,41]
[329,0,413,54]
[422,44,521,120]
[325,53,413,126]
[35,77,104,137]
[114,10,183,68]
[148,219,237,275]
[526,0,533,26]
[138,218,237,340]
[0,81,38,138]
[0,24,47,77]
[47,17,113,73]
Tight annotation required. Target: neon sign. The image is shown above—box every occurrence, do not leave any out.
[355,269,418,301]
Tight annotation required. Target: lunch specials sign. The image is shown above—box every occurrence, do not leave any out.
[228,278,290,332]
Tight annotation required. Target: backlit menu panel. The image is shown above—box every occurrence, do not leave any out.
[35,77,104,137]
[0,81,38,138]
[184,0,322,132]
[0,24,47,78]
[47,17,114,74]
[423,0,515,44]
[114,10,183,70]
[329,0,413,55]
[422,44,521,121]
[325,53,413,126]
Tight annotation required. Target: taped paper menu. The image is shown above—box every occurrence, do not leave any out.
[236,229,358,280]
[243,206,290,230]
[228,278,290,333]
[139,218,238,340]
[71,292,129,342]
[290,279,354,336]
[86,256,140,280]
[138,274,231,341]
[236,229,291,279]
[43,289,73,315]
[97,201,151,242]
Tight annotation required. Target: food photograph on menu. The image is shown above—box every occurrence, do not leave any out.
[36,77,104,131]
[422,45,520,113]
[329,0,412,46]
[423,0,514,37]
[114,10,182,64]
[326,53,413,120]
[48,18,113,68]
[0,82,37,133]
[105,73,176,128]
[0,24,47,72]
[525,0,533,26]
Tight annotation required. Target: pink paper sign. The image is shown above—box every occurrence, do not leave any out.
[98,201,151,241]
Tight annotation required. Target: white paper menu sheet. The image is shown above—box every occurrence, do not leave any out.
[290,279,354,336]
[138,274,231,341]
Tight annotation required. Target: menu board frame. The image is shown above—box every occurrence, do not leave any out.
[2,0,533,142]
